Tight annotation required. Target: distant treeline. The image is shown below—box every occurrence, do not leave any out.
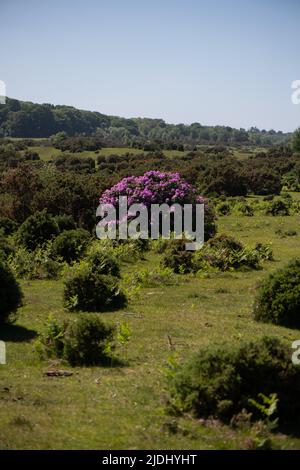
[0,97,291,147]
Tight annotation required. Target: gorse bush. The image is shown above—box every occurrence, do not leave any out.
[63,315,115,366]
[266,199,289,216]
[207,234,243,252]
[87,248,121,277]
[161,239,194,274]
[51,228,90,263]
[16,210,59,250]
[64,263,126,311]
[167,336,300,427]
[0,260,23,322]
[254,259,300,328]
[37,314,116,366]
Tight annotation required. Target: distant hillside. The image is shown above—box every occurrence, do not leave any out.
[0,97,291,147]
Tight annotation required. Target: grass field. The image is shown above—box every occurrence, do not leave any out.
[25,146,185,162]
[1,204,300,450]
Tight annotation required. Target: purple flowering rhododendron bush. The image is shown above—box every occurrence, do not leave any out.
[100,171,216,240]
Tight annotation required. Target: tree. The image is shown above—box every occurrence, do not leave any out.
[291,128,300,152]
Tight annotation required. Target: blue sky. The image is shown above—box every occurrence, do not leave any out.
[1,0,299,131]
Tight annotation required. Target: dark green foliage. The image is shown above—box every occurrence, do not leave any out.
[161,239,194,274]
[0,261,23,322]
[194,235,261,271]
[64,266,126,311]
[237,203,254,216]
[0,232,15,261]
[291,128,300,153]
[0,98,289,147]
[207,234,243,252]
[254,259,300,327]
[23,149,40,161]
[245,169,282,195]
[63,315,115,366]
[266,199,289,216]
[16,210,59,250]
[53,154,96,174]
[216,201,231,216]
[0,217,18,235]
[51,229,90,263]
[168,336,300,426]
[53,214,77,233]
[87,250,120,277]
[38,315,116,366]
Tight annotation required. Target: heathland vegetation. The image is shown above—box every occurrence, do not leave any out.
[1,100,300,449]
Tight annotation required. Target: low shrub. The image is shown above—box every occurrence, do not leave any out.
[161,239,194,274]
[194,235,261,272]
[237,203,254,217]
[167,336,300,427]
[216,201,231,216]
[51,228,90,263]
[266,199,289,216]
[254,259,300,327]
[16,210,59,250]
[0,260,23,323]
[8,245,61,280]
[87,248,120,277]
[254,242,274,261]
[63,263,127,311]
[37,315,116,366]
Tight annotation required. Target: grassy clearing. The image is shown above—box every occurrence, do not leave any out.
[26,146,185,162]
[1,210,300,449]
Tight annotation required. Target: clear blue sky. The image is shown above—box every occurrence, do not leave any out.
[1,0,299,132]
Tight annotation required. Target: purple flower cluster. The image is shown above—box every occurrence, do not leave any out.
[100,170,205,207]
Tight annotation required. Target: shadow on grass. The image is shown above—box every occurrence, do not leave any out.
[0,323,37,342]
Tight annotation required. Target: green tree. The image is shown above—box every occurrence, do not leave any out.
[291,127,300,152]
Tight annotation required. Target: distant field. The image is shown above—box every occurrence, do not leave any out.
[24,146,186,162]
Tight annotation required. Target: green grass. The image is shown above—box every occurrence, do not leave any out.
[26,146,185,162]
[1,211,300,449]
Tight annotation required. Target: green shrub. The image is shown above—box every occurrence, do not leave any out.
[237,203,254,216]
[8,245,61,280]
[207,234,243,252]
[167,336,300,427]
[254,259,300,327]
[0,261,23,323]
[192,235,264,272]
[16,210,59,250]
[37,315,116,366]
[0,232,15,261]
[51,228,90,263]
[87,249,120,277]
[161,239,194,274]
[254,242,274,261]
[53,214,76,233]
[0,216,18,235]
[63,315,115,366]
[266,199,289,216]
[216,201,231,216]
[64,264,127,311]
